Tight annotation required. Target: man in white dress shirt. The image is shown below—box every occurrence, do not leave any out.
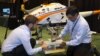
[1,15,48,56]
[57,6,92,56]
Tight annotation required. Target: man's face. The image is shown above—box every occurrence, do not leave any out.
[30,22,38,31]
[67,14,78,22]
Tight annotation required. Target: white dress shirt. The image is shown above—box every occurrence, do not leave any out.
[1,25,42,55]
[59,15,92,46]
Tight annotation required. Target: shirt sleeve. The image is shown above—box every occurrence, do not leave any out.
[19,32,42,55]
[66,25,87,46]
[59,23,69,38]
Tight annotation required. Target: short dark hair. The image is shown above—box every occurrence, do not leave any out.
[66,6,79,16]
[42,0,55,4]
[24,15,38,25]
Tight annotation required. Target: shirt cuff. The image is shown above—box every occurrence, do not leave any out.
[37,47,42,51]
[36,41,39,44]
[66,42,70,46]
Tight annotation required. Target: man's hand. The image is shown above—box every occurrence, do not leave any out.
[56,36,62,40]
[56,39,63,44]
[60,41,66,47]
[56,39,66,47]
[41,42,48,50]
[37,39,44,45]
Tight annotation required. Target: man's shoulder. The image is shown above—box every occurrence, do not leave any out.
[13,26,28,34]
[79,16,88,25]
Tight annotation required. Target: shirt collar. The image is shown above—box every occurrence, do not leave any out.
[19,25,30,32]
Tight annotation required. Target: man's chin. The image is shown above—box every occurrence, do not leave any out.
[70,20,75,22]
